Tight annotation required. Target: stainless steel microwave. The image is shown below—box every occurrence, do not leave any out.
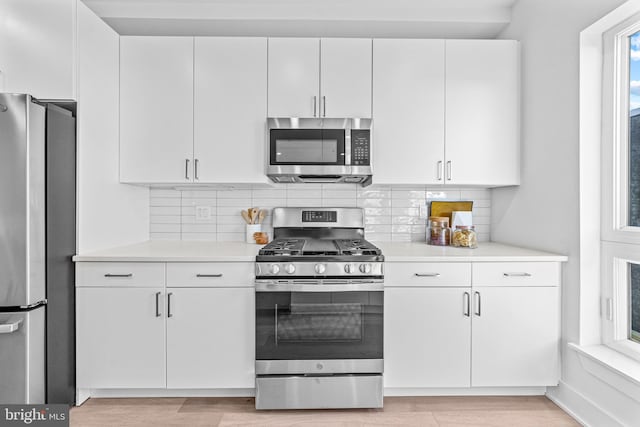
[266,118,372,186]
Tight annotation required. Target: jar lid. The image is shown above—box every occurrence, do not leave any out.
[455,225,475,230]
[429,216,449,224]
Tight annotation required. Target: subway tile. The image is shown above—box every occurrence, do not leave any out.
[461,189,491,200]
[357,189,391,199]
[150,197,181,207]
[365,216,392,225]
[392,189,426,199]
[392,225,425,234]
[182,223,217,233]
[426,190,462,200]
[252,198,287,208]
[150,223,180,233]
[286,183,323,190]
[217,206,244,216]
[181,198,217,207]
[218,215,247,225]
[365,224,392,234]
[364,207,392,217]
[287,188,323,199]
[323,189,357,199]
[410,233,427,242]
[391,233,412,242]
[366,232,392,242]
[152,206,178,217]
[252,188,287,199]
[287,198,322,207]
[218,223,246,233]
[217,189,252,199]
[181,206,195,216]
[391,198,426,208]
[181,215,196,224]
[217,198,252,207]
[392,207,420,217]
[473,199,491,208]
[322,198,357,207]
[357,198,392,208]
[150,189,181,198]
[181,190,217,198]
[150,215,181,224]
[477,233,490,242]
[474,224,490,234]
[321,183,358,191]
[392,216,425,225]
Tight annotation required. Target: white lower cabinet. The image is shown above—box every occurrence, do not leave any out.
[76,262,255,391]
[76,287,166,388]
[385,287,471,388]
[384,262,560,389]
[166,287,255,389]
[471,286,559,387]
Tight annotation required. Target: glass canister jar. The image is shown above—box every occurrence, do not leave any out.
[451,225,478,248]
[427,216,451,246]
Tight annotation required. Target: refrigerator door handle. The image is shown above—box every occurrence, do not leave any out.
[0,299,47,313]
[0,318,22,334]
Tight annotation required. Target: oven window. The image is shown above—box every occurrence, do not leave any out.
[256,291,383,360]
[275,139,338,163]
[270,129,345,165]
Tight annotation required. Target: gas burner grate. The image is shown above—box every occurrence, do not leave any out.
[259,239,306,256]
[335,239,382,256]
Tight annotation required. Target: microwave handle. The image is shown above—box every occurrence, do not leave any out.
[313,96,317,117]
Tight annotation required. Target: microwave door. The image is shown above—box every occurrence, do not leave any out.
[270,129,345,166]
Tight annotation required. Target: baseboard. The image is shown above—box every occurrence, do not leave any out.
[384,387,547,396]
[79,388,255,399]
[546,381,625,427]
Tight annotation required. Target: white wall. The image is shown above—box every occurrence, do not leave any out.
[494,0,640,425]
[77,2,148,253]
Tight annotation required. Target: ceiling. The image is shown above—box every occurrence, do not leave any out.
[82,0,518,39]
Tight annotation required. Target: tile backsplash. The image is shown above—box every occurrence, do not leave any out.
[149,184,491,243]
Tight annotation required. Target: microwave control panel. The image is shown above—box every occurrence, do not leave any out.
[351,129,371,166]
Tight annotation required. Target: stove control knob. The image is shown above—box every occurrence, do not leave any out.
[315,264,326,274]
[285,264,296,274]
[270,264,280,275]
[344,264,356,274]
[359,263,372,274]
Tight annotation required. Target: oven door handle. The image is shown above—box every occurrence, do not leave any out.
[255,281,384,293]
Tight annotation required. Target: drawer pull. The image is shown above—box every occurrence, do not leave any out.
[474,291,481,317]
[415,273,441,277]
[167,293,173,318]
[196,273,223,278]
[503,272,532,277]
[155,292,162,317]
[463,292,470,317]
[104,273,133,278]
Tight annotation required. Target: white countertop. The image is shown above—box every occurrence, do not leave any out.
[73,240,567,263]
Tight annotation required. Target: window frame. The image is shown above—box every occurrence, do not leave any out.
[601,15,640,361]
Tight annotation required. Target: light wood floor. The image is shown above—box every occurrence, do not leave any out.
[70,396,580,426]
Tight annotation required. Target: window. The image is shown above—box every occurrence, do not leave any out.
[601,19,640,359]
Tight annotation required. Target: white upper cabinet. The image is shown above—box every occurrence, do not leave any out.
[120,37,194,183]
[320,38,372,118]
[372,39,519,187]
[0,0,76,100]
[194,37,268,184]
[268,38,372,118]
[373,39,445,185]
[267,38,320,118]
[445,40,520,186]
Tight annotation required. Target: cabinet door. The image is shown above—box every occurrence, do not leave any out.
[0,0,76,99]
[166,287,255,388]
[76,288,166,388]
[445,40,519,186]
[267,38,320,117]
[372,40,445,185]
[320,38,372,118]
[471,286,559,387]
[194,38,268,184]
[120,37,194,183]
[384,287,471,388]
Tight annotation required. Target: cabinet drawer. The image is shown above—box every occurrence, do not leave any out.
[385,262,471,287]
[472,262,560,286]
[76,262,165,287]
[166,262,254,287]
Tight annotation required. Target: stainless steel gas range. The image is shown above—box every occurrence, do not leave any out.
[254,207,384,410]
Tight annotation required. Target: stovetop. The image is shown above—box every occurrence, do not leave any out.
[259,238,382,258]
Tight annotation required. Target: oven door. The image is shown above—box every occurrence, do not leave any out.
[255,280,383,373]
[270,129,346,166]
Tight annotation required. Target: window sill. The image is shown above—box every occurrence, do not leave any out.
[569,342,640,403]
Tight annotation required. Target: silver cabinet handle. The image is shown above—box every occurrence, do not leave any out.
[474,291,481,316]
[194,159,199,180]
[446,160,452,181]
[155,292,162,317]
[313,96,317,117]
[503,272,532,277]
[323,95,326,117]
[463,292,470,317]
[415,273,440,277]
[437,160,443,181]
[104,273,132,278]
[274,303,279,347]
[167,292,173,318]
[185,159,190,180]
[0,319,22,334]
[196,273,223,278]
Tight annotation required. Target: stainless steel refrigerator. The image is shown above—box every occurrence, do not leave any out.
[0,93,76,405]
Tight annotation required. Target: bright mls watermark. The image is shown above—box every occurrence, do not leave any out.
[0,405,68,427]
